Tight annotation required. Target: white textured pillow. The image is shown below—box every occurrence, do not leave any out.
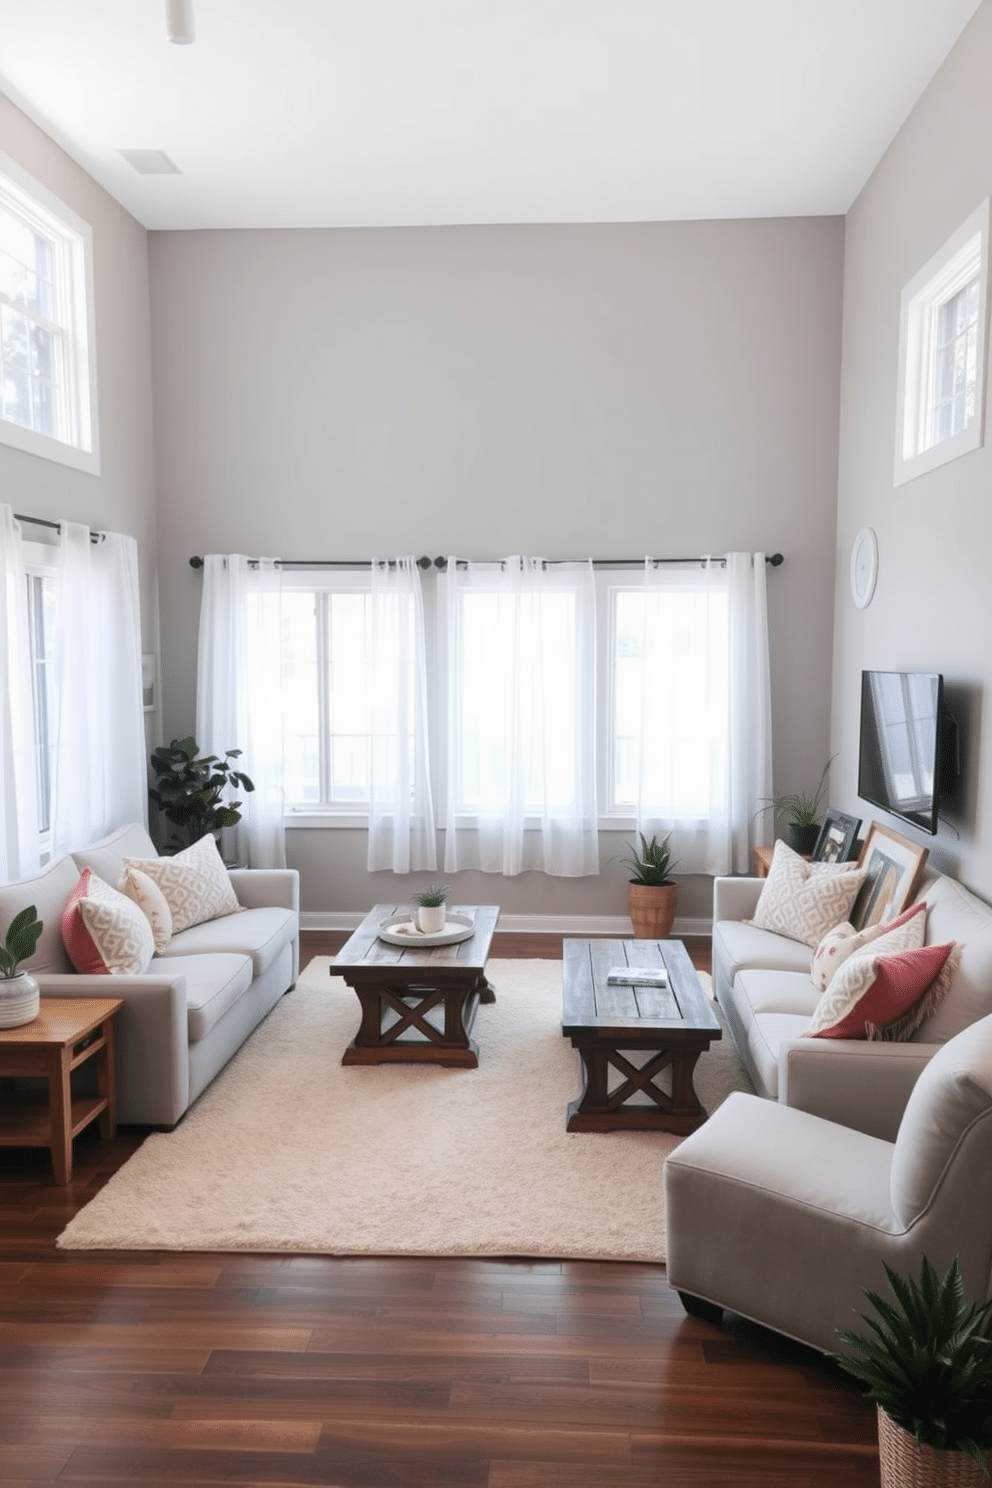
[810,901,927,991]
[67,870,155,975]
[118,864,173,952]
[747,840,867,948]
[124,833,241,936]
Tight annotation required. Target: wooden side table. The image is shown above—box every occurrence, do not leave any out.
[0,996,123,1183]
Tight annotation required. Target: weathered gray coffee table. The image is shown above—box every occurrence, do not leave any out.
[561,936,721,1133]
[332,903,500,1068]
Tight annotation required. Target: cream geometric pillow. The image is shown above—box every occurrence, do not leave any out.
[747,840,867,948]
[118,864,174,952]
[810,901,927,991]
[123,832,241,936]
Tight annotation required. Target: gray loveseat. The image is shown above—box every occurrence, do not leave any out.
[711,863,992,1140]
[0,822,299,1127]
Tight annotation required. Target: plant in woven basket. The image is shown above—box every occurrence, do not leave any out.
[619,833,677,886]
[617,834,679,940]
[833,1254,992,1476]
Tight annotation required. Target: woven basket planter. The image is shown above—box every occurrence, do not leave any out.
[627,883,677,940]
[878,1406,990,1488]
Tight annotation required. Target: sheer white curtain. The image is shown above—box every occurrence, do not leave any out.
[0,506,40,881]
[443,556,599,877]
[196,555,287,869]
[367,557,437,872]
[632,552,771,876]
[49,525,146,859]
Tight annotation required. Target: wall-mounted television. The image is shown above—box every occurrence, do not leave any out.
[858,670,957,837]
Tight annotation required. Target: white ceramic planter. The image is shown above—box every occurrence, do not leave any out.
[415,905,446,934]
[0,971,40,1028]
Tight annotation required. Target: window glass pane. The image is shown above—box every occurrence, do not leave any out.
[326,592,372,802]
[275,589,320,805]
[26,571,57,834]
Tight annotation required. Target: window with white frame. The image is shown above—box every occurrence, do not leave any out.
[895,199,990,487]
[21,542,58,843]
[0,150,98,473]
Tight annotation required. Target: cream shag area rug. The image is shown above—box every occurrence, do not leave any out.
[59,957,752,1262]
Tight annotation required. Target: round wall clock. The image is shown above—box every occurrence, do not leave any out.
[850,527,878,609]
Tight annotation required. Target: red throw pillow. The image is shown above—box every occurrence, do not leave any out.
[806,940,954,1040]
[61,867,106,975]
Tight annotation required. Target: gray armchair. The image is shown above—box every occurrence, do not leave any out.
[664,1012,992,1354]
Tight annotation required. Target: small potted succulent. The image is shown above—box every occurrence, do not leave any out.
[410,884,449,934]
[834,1254,992,1485]
[619,832,678,940]
[0,904,44,1028]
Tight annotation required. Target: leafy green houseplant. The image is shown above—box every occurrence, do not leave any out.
[411,884,449,934]
[834,1255,992,1482]
[620,833,679,940]
[758,756,834,854]
[0,904,43,1028]
[149,737,255,852]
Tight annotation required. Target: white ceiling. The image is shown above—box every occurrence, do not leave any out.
[0,0,983,231]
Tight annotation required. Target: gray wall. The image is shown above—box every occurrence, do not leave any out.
[833,0,992,900]
[149,218,844,925]
[0,94,159,667]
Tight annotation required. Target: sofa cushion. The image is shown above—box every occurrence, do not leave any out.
[117,865,173,952]
[62,868,155,976]
[746,841,867,948]
[805,941,956,1041]
[149,951,255,1043]
[71,821,159,889]
[159,906,297,978]
[914,872,992,1044]
[0,853,79,974]
[890,1013,992,1228]
[745,1009,816,1101]
[124,834,242,935]
[713,919,814,989]
[810,902,927,991]
[734,968,822,1019]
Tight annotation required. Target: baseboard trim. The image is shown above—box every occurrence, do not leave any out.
[301,911,712,938]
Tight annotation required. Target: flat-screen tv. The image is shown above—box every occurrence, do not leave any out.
[858,670,950,836]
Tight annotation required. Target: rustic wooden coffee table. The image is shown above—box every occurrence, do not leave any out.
[561,937,721,1134]
[332,904,500,1067]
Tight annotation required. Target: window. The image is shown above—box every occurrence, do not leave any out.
[895,199,990,486]
[0,150,99,473]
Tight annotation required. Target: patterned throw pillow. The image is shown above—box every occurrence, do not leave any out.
[123,833,241,936]
[810,901,927,990]
[62,867,155,975]
[804,940,957,1040]
[746,840,867,948]
[118,864,173,952]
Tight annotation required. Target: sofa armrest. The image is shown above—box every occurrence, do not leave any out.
[37,971,190,1127]
[228,867,300,914]
[713,876,764,924]
[778,1037,939,1142]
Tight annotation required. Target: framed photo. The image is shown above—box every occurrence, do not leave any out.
[850,822,929,932]
[812,809,862,865]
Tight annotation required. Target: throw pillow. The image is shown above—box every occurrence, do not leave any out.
[746,840,867,948]
[123,832,241,936]
[810,901,927,990]
[62,867,155,976]
[804,940,956,1041]
[118,864,173,953]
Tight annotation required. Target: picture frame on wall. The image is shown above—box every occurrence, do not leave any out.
[849,821,929,932]
[812,809,862,865]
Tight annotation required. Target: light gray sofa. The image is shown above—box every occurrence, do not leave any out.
[0,822,299,1127]
[665,1011,992,1353]
[711,865,992,1140]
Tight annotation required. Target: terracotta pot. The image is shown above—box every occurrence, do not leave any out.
[0,971,40,1028]
[877,1406,989,1488]
[627,883,677,940]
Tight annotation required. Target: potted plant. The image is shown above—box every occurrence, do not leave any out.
[758,756,834,855]
[834,1254,992,1485]
[620,832,679,940]
[149,736,255,852]
[0,904,43,1028]
[411,884,449,934]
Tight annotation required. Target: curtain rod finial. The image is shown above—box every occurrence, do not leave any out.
[189,555,204,569]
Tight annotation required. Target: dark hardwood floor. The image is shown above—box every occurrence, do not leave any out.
[0,933,877,1486]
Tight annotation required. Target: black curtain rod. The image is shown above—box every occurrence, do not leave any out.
[15,512,104,543]
[189,552,784,572]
